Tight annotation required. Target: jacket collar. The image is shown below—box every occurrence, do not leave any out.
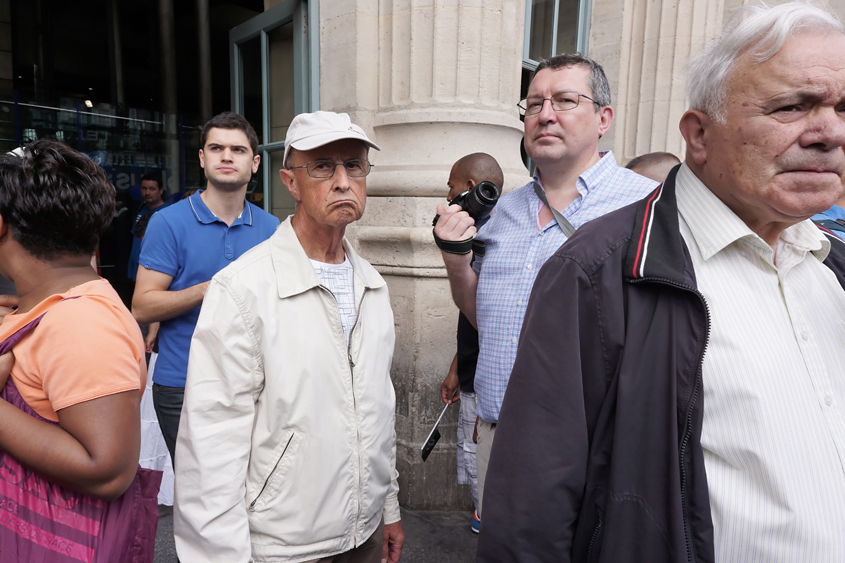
[270,217,387,299]
[625,164,687,283]
[625,163,834,284]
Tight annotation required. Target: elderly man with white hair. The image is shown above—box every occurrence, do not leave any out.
[477,2,845,562]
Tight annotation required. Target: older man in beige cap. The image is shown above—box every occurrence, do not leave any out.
[174,111,404,563]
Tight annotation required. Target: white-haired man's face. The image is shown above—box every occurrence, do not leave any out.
[682,33,845,243]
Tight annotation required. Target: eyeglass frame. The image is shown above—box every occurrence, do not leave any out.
[286,158,375,179]
[517,91,599,117]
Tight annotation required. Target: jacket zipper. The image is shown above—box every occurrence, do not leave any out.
[585,512,604,563]
[249,432,295,512]
[630,276,711,563]
[347,291,365,545]
[320,284,367,545]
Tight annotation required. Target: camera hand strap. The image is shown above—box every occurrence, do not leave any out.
[432,231,487,256]
[533,182,576,238]
[433,231,474,255]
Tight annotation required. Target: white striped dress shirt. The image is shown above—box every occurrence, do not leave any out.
[676,163,845,562]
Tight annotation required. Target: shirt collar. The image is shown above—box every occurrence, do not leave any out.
[270,218,386,299]
[187,189,253,226]
[676,163,829,261]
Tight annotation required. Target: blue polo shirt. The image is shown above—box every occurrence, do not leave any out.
[139,190,280,387]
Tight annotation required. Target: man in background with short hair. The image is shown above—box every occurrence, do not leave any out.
[439,152,503,534]
[127,173,168,353]
[127,173,167,284]
[625,151,681,183]
[132,111,280,464]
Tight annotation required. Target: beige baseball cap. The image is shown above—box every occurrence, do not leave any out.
[283,111,380,164]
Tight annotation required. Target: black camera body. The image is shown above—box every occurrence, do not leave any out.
[432,180,500,229]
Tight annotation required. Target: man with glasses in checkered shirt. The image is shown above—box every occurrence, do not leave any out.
[433,53,657,528]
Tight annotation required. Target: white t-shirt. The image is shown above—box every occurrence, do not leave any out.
[310,256,357,347]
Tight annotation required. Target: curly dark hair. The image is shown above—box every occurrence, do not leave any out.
[0,140,115,260]
[200,111,260,156]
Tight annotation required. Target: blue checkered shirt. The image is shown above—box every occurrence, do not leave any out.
[473,151,658,422]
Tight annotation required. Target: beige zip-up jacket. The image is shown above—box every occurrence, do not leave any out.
[174,218,399,563]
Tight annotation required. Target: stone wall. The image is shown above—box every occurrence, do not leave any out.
[590,0,726,162]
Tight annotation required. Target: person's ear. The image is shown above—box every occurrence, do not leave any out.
[679,110,709,166]
[251,153,261,174]
[466,179,476,191]
[199,149,205,169]
[597,105,614,138]
[280,168,301,202]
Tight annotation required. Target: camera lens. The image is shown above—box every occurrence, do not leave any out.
[477,183,498,203]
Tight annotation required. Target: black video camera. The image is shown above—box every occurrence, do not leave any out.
[432,180,500,230]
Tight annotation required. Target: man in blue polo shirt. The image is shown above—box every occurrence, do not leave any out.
[132,111,280,463]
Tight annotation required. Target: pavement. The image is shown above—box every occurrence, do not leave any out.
[154,506,479,563]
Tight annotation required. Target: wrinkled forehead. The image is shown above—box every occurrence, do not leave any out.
[730,32,845,94]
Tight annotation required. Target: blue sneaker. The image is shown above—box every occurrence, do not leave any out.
[471,511,480,534]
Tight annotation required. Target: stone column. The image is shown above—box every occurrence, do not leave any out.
[590,0,726,161]
[319,0,529,509]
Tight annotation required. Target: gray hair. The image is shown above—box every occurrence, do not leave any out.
[534,53,612,109]
[687,1,844,123]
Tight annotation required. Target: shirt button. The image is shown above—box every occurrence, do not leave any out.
[526,264,532,270]
[826,395,833,406]
[512,338,518,344]
[801,330,810,340]
[517,301,523,306]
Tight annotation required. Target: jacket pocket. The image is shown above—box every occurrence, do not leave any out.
[248,431,306,518]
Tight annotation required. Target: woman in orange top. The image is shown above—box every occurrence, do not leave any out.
[0,141,146,501]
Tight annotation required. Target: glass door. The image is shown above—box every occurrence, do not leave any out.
[229,0,318,218]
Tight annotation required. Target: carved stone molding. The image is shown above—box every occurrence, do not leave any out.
[591,0,725,162]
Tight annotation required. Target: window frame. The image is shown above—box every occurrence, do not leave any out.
[522,0,592,72]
